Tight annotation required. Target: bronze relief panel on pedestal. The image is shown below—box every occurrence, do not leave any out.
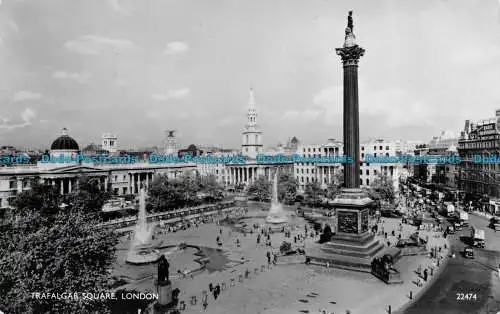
[337,211,359,234]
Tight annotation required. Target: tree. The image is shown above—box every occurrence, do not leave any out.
[319,225,333,244]
[279,241,292,254]
[247,176,271,202]
[199,174,224,202]
[304,182,325,205]
[326,171,343,199]
[278,172,298,205]
[0,177,119,314]
[369,173,396,204]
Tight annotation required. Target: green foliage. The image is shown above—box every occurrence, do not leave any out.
[304,182,325,204]
[368,173,395,204]
[148,172,224,212]
[280,241,292,254]
[278,172,298,205]
[199,174,224,201]
[247,176,271,202]
[0,177,118,314]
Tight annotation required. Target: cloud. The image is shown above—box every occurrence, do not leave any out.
[64,35,134,55]
[450,46,500,64]
[164,42,189,55]
[111,78,129,87]
[7,20,19,33]
[52,71,91,83]
[0,108,36,130]
[281,109,321,121]
[108,0,134,15]
[13,90,43,102]
[217,116,238,127]
[312,86,342,125]
[39,119,49,123]
[151,88,190,101]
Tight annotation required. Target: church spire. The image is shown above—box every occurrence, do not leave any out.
[248,87,256,108]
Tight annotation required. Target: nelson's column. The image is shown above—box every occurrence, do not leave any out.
[306,11,398,273]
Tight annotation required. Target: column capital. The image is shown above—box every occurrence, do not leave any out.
[335,45,365,66]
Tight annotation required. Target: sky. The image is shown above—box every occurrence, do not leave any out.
[1,0,500,150]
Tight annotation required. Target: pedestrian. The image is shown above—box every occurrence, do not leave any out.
[423,268,428,281]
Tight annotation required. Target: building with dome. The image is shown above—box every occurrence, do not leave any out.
[50,127,80,158]
[0,128,197,208]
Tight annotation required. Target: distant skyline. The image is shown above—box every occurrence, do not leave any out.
[1,0,500,149]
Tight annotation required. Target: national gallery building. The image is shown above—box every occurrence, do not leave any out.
[0,129,197,208]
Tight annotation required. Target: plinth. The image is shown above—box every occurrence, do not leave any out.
[306,189,399,272]
[155,279,173,307]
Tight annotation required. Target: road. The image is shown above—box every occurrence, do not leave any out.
[404,213,500,314]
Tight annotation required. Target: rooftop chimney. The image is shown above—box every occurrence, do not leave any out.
[464,120,470,132]
[496,109,500,117]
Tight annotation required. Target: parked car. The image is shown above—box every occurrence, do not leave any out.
[463,247,475,259]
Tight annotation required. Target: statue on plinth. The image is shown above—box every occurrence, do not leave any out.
[157,254,170,284]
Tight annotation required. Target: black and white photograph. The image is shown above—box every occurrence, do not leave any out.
[1,0,500,313]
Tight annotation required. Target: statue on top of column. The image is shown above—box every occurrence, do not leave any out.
[345,10,354,38]
[347,11,353,32]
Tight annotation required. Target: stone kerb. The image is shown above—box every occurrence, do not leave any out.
[393,238,451,314]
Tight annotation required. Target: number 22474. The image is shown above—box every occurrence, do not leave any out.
[456,293,477,301]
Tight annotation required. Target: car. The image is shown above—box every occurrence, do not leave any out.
[463,247,474,259]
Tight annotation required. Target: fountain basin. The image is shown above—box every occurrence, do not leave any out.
[126,246,162,265]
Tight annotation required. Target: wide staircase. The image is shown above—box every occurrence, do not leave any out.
[306,236,402,273]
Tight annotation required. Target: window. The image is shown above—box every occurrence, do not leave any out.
[362,153,365,158]
[366,179,370,185]
[373,146,376,150]
[385,153,389,157]
[374,153,377,157]
[301,177,304,182]
[379,146,383,150]
[246,135,249,143]
[366,170,369,175]
[360,170,362,175]
[255,134,258,143]
[308,148,311,152]
[374,170,377,175]
[306,169,309,174]
[114,175,118,181]
[301,169,304,174]
[313,148,316,152]
[246,147,249,152]
[110,140,114,146]
[385,146,389,150]
[361,146,364,151]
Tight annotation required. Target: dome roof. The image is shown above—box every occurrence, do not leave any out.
[51,128,79,151]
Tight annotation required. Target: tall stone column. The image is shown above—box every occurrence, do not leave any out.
[336,21,365,189]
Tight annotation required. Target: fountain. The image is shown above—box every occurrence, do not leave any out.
[266,169,288,225]
[126,187,161,265]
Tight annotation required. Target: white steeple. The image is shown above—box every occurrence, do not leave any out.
[241,87,263,159]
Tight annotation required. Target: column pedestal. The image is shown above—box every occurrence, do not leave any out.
[306,189,399,273]
[154,279,173,311]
